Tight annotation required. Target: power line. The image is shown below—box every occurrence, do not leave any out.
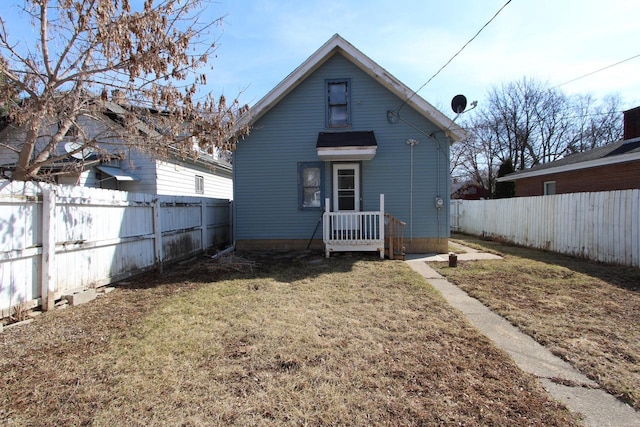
[396,0,512,114]
[555,54,640,88]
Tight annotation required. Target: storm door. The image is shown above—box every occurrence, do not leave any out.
[332,163,360,235]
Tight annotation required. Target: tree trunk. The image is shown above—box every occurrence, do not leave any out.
[12,120,41,181]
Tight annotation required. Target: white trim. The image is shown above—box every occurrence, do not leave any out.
[317,146,376,161]
[236,34,465,142]
[497,151,640,182]
[543,180,556,195]
[333,163,360,213]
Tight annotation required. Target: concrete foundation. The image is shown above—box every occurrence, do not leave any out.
[236,237,448,254]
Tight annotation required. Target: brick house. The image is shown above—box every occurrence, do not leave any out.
[497,106,640,196]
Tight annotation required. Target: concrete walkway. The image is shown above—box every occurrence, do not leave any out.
[406,253,640,427]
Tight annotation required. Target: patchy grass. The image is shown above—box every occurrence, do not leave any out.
[433,234,640,411]
[448,243,467,254]
[0,252,577,426]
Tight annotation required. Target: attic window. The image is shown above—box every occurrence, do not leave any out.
[326,79,350,128]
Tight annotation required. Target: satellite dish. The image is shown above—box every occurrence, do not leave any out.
[451,94,468,114]
[64,142,94,160]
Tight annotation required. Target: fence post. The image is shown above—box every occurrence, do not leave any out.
[41,189,56,311]
[153,198,163,273]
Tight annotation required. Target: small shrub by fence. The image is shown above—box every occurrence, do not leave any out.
[451,190,640,268]
[0,180,232,316]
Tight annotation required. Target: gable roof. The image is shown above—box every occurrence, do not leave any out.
[236,34,466,142]
[497,137,640,182]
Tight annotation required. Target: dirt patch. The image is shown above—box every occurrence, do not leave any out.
[1,251,578,426]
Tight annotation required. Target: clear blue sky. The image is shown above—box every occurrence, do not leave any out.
[2,0,639,115]
[209,0,640,114]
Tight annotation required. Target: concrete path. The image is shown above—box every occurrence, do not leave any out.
[406,253,640,427]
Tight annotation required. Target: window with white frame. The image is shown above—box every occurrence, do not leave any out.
[543,181,556,195]
[195,175,204,194]
[326,79,350,128]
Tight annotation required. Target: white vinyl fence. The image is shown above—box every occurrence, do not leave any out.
[451,189,640,268]
[0,180,232,316]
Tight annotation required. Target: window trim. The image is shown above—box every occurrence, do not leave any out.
[326,78,351,128]
[298,162,325,210]
[195,175,204,194]
[543,180,556,195]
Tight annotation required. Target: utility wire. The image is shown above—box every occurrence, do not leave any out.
[555,54,640,88]
[397,0,512,114]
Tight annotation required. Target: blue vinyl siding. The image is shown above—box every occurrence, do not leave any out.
[234,53,450,241]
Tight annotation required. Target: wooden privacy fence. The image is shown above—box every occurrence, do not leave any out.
[0,180,232,316]
[452,189,640,268]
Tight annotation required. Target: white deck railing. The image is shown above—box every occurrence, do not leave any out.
[322,194,385,258]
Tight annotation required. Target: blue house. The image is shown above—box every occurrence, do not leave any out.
[233,34,465,257]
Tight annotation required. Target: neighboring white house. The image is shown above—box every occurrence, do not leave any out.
[0,99,233,199]
[62,152,233,199]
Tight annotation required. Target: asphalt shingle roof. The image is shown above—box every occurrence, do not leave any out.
[506,139,640,178]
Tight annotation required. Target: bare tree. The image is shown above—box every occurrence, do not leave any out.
[484,78,548,170]
[0,0,248,181]
[565,94,623,154]
[451,116,502,195]
[533,87,572,164]
[452,77,624,197]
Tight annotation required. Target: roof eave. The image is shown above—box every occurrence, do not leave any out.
[497,150,640,182]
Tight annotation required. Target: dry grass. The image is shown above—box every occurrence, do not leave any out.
[1,251,577,426]
[435,234,640,411]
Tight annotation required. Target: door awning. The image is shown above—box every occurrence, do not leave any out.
[316,131,377,161]
[96,165,140,181]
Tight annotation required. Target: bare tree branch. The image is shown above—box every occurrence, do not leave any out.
[0,0,248,181]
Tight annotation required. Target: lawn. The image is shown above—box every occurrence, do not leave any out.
[0,252,577,426]
[433,233,640,411]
